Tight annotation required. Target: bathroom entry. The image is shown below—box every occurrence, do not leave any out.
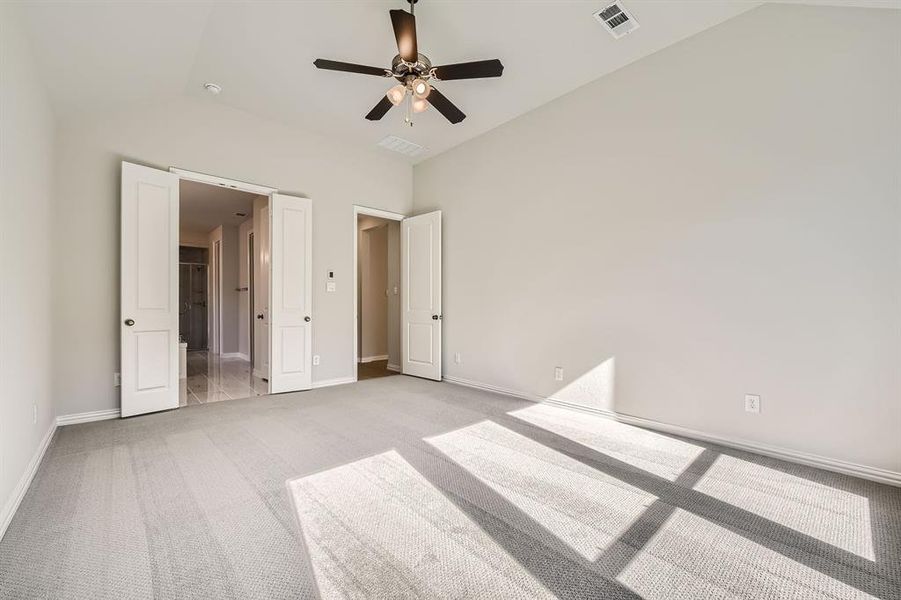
[179,246,208,350]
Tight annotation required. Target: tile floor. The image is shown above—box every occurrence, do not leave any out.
[179,350,268,405]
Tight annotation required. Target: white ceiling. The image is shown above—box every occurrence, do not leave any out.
[180,180,257,233]
[17,1,897,162]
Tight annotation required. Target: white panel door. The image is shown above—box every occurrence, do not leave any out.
[269,194,312,393]
[401,211,442,381]
[121,162,179,417]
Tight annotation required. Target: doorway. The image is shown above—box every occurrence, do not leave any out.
[121,163,315,418]
[178,245,208,350]
[178,179,268,405]
[354,207,403,381]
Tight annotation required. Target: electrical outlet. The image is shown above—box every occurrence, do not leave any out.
[554,367,564,382]
[313,355,320,366]
[114,372,121,387]
[454,352,461,364]
[745,394,761,414]
[32,404,37,425]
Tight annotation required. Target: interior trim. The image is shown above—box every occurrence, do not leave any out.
[0,422,56,541]
[56,409,121,426]
[442,375,901,487]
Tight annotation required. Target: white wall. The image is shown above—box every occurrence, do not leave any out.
[52,97,412,416]
[0,5,57,532]
[413,4,901,472]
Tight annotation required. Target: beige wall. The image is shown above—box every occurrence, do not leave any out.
[0,4,57,532]
[413,4,901,472]
[179,229,209,248]
[52,96,412,416]
[360,224,389,360]
[386,221,401,369]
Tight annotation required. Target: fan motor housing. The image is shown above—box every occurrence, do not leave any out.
[392,53,432,82]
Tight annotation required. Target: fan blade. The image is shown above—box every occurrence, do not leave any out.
[365,96,394,121]
[313,59,388,77]
[427,87,466,124]
[433,59,504,81]
[390,9,418,63]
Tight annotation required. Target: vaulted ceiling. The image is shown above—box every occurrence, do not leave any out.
[17,0,892,161]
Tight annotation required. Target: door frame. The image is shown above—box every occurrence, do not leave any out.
[352,205,406,382]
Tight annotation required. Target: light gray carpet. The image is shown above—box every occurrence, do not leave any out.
[1,376,899,599]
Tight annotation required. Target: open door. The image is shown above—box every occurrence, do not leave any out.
[120,162,180,417]
[269,194,313,393]
[401,210,442,380]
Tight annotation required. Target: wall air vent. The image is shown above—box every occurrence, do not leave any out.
[594,1,639,39]
[377,135,425,157]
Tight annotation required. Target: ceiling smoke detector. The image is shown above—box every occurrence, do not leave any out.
[203,82,222,95]
[594,2,639,39]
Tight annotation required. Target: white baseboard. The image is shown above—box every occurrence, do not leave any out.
[359,355,389,363]
[312,376,356,389]
[221,352,249,361]
[443,375,901,487]
[0,421,56,541]
[386,363,401,373]
[56,408,120,426]
[442,375,543,402]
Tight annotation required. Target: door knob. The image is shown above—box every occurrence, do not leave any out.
[256,314,264,320]
[432,314,439,320]
[304,316,311,322]
[124,318,135,326]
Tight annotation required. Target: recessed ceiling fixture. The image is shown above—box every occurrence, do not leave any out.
[313,0,504,126]
[203,82,222,95]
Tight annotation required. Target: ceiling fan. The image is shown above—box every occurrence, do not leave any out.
[313,0,503,126]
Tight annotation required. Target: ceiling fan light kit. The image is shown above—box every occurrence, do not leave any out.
[313,0,504,126]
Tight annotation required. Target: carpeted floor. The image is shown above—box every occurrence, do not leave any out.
[1,376,899,599]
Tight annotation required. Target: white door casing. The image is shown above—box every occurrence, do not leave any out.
[120,162,180,417]
[269,194,313,393]
[401,210,442,381]
[253,203,270,381]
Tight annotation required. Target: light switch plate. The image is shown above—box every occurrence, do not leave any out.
[554,367,564,381]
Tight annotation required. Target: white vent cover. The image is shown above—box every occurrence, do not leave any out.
[594,2,639,39]
[377,135,425,157]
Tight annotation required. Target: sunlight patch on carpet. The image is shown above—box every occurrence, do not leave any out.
[427,420,656,561]
[287,450,555,600]
[509,403,705,481]
[694,454,875,560]
[617,508,879,600]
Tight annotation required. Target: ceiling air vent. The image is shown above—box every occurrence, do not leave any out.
[594,2,639,39]
[377,135,426,157]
